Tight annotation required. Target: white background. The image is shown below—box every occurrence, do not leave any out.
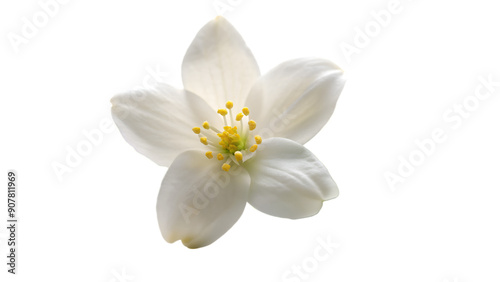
[1,0,500,281]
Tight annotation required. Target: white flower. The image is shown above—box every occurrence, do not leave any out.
[111,17,346,248]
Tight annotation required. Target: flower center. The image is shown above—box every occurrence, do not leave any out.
[192,101,262,171]
[218,125,244,153]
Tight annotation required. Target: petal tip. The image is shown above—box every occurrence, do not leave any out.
[110,94,120,106]
[214,15,226,21]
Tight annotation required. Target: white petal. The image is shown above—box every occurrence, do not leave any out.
[157,150,250,248]
[244,138,338,219]
[245,58,345,145]
[182,16,260,110]
[111,84,222,166]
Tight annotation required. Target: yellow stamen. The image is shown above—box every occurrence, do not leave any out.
[202,121,210,130]
[193,104,262,164]
[248,120,257,131]
[217,126,243,153]
[217,109,228,116]
[222,163,231,171]
[254,135,262,144]
[234,151,243,162]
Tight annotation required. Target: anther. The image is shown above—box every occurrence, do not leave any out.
[242,107,250,116]
[249,144,258,152]
[225,101,234,109]
[234,151,243,162]
[200,137,208,145]
[192,127,201,134]
[217,153,224,160]
[254,135,262,144]
[248,120,257,131]
[202,121,210,130]
[217,109,228,116]
[235,113,244,121]
[222,163,231,171]
[205,151,213,159]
